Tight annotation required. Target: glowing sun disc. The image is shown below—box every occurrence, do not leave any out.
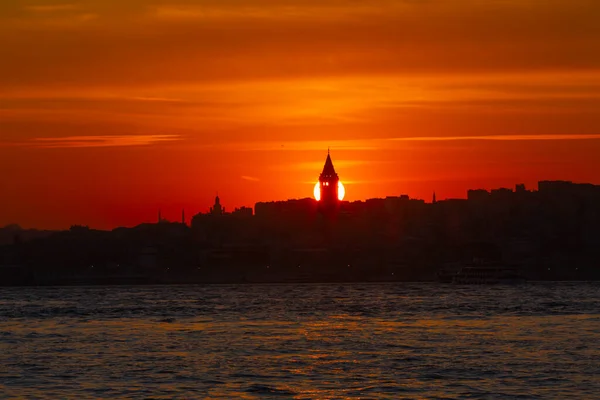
[338,181,345,200]
[313,181,345,201]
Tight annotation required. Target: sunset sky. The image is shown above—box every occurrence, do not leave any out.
[2,0,600,229]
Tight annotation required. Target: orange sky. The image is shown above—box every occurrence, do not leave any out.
[2,0,600,229]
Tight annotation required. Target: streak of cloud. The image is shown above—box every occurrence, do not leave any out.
[275,160,380,171]
[127,96,183,102]
[388,134,600,142]
[195,139,380,152]
[25,4,79,13]
[30,134,182,148]
[190,133,600,154]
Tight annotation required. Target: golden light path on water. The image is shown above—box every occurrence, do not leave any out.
[313,181,345,201]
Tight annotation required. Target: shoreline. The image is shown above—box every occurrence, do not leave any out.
[2,277,599,288]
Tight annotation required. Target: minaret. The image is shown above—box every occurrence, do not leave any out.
[181,209,185,225]
[210,194,223,215]
[319,149,340,210]
[432,192,437,204]
[158,209,162,223]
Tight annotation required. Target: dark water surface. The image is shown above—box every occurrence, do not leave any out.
[1,282,599,399]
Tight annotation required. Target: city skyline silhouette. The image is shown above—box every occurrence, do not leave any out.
[2,147,600,231]
[2,1,600,229]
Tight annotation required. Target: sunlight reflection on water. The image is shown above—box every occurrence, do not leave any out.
[1,282,599,398]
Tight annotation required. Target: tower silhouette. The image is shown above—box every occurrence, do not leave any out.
[210,194,224,215]
[319,149,340,210]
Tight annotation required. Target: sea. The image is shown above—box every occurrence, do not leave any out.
[1,282,599,399]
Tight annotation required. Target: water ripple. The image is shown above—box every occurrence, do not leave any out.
[0,282,599,398]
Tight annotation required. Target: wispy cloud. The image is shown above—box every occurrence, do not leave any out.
[241,175,260,182]
[388,134,600,142]
[192,133,600,154]
[198,139,380,152]
[275,160,377,172]
[127,96,183,102]
[25,4,80,13]
[151,3,384,22]
[30,135,181,148]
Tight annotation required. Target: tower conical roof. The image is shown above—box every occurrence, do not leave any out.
[321,150,337,177]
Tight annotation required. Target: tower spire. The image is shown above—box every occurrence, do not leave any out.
[321,151,337,177]
[318,149,340,207]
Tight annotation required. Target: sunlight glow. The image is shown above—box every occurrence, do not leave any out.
[313,181,345,201]
[314,182,321,201]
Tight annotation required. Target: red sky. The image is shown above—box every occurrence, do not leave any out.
[2,0,600,229]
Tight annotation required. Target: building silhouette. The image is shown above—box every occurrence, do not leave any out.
[210,195,224,215]
[318,149,340,212]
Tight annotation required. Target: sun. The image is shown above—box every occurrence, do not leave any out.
[313,181,345,201]
[313,182,320,201]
